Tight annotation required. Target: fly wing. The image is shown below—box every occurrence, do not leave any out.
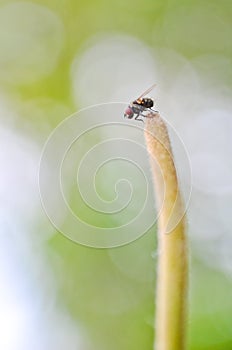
[136,83,156,101]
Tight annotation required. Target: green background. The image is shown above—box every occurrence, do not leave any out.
[1,0,232,349]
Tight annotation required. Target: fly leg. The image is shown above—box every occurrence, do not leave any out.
[142,109,159,119]
[135,113,144,123]
[149,108,159,114]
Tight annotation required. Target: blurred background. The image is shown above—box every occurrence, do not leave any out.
[1,0,232,349]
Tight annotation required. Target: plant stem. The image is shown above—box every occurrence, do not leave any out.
[144,113,188,350]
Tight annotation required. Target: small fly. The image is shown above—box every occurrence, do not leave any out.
[124,84,158,122]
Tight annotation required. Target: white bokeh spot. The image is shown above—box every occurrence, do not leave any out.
[71,34,157,106]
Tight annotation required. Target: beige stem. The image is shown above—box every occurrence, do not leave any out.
[144,113,188,350]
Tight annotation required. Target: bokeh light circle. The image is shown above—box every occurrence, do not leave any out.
[39,103,191,248]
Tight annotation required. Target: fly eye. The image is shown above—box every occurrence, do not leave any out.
[124,107,134,119]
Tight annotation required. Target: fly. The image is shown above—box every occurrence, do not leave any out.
[124,84,158,122]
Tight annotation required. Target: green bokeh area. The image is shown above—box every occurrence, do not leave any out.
[1,0,232,349]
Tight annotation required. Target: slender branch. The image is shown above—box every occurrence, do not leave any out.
[144,113,188,350]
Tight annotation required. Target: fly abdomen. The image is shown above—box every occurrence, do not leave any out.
[141,98,153,108]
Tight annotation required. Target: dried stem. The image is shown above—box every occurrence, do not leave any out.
[144,113,188,350]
